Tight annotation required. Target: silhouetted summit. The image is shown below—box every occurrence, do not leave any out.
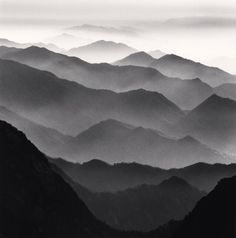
[173,176,236,238]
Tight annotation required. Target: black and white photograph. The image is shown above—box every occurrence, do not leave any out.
[0,0,236,237]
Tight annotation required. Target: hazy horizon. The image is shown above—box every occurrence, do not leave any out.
[1,0,236,73]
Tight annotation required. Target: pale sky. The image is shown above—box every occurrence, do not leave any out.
[1,0,236,23]
[1,0,236,73]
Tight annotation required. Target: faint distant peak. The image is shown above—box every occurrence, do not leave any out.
[159,176,190,188]
[82,159,111,168]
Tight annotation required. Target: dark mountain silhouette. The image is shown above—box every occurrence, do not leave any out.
[67,40,137,63]
[1,46,214,109]
[0,105,72,157]
[114,51,156,67]
[59,173,205,232]
[214,83,236,101]
[61,119,230,168]
[172,94,236,154]
[51,158,236,193]
[0,120,146,238]
[0,58,183,135]
[148,49,166,59]
[151,54,236,86]
[172,176,236,238]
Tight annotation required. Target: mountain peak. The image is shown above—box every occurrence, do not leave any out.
[159,176,190,188]
[82,159,110,168]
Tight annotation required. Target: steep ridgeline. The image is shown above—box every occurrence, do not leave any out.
[0,120,148,238]
[114,51,236,87]
[59,119,231,168]
[172,176,236,238]
[51,158,236,193]
[0,58,183,135]
[172,94,236,154]
[0,46,213,110]
[0,105,72,157]
[150,54,236,87]
[59,173,205,232]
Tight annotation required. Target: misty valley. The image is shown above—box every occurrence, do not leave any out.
[0,4,236,237]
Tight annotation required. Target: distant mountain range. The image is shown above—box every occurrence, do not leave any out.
[58,119,230,168]
[67,40,137,63]
[150,54,236,87]
[67,24,137,36]
[171,94,236,154]
[0,58,183,136]
[0,46,215,110]
[0,38,61,52]
[51,158,236,193]
[0,102,232,168]
[115,52,236,86]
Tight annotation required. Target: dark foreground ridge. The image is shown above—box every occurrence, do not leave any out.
[0,120,143,238]
[0,119,235,238]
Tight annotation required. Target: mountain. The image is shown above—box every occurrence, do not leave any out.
[44,33,90,49]
[51,158,236,193]
[0,38,29,48]
[66,175,205,232]
[67,40,137,63]
[60,119,230,168]
[148,49,166,59]
[0,38,61,52]
[150,54,236,86]
[0,58,183,135]
[214,83,236,101]
[0,120,143,238]
[0,46,21,57]
[172,176,236,238]
[172,94,236,154]
[1,46,214,109]
[114,51,156,67]
[0,105,72,157]
[68,24,137,36]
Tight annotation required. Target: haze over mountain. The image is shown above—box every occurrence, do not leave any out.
[67,40,137,63]
[52,158,236,193]
[148,49,166,59]
[0,120,140,238]
[0,105,72,157]
[214,83,236,101]
[0,38,61,52]
[172,94,236,154]
[151,54,236,87]
[1,46,214,109]
[0,58,183,135]
[68,24,137,36]
[114,51,156,67]
[65,175,205,231]
[59,119,230,168]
